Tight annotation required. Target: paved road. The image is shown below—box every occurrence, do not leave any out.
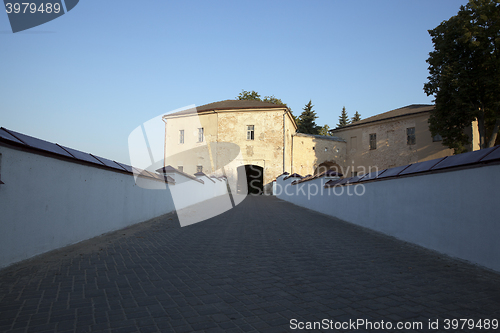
[1,195,500,333]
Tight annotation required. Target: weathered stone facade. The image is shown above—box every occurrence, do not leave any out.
[163,102,465,190]
[162,100,344,189]
[330,104,466,176]
[290,133,346,176]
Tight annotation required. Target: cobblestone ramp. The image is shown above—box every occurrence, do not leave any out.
[1,195,499,332]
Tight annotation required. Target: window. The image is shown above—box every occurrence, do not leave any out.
[178,166,183,172]
[407,127,416,145]
[433,134,443,142]
[198,128,204,142]
[369,133,377,150]
[247,125,254,140]
[197,165,203,173]
[179,130,184,144]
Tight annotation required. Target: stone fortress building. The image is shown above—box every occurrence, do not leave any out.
[329,104,480,176]
[162,100,472,193]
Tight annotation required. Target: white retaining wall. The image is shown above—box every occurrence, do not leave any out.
[276,164,500,272]
[0,145,227,269]
[163,173,228,211]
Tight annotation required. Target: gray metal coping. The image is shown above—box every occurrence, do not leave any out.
[317,145,500,188]
[0,127,170,183]
[292,170,344,185]
[195,171,216,183]
[156,165,204,184]
[283,173,302,181]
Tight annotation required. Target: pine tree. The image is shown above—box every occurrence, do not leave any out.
[337,106,350,128]
[351,111,361,123]
[297,100,320,134]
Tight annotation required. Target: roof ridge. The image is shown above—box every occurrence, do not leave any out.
[165,99,286,117]
[331,104,435,131]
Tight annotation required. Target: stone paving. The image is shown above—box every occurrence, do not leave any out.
[1,195,500,333]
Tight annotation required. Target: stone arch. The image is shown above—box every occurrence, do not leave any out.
[236,164,264,195]
[314,161,342,176]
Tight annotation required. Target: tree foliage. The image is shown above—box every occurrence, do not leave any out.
[351,111,362,123]
[237,90,288,107]
[236,90,298,123]
[337,106,350,128]
[318,124,333,136]
[297,100,320,134]
[424,0,500,153]
[262,95,286,106]
[237,90,261,101]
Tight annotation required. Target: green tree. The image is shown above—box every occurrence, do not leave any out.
[236,91,288,107]
[351,111,362,123]
[262,95,286,106]
[236,90,297,123]
[237,90,261,100]
[318,124,333,136]
[337,106,350,128]
[297,100,320,134]
[424,0,500,153]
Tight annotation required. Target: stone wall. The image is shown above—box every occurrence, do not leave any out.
[332,112,453,175]
[291,133,347,176]
[217,109,293,185]
[164,107,296,186]
[164,111,218,176]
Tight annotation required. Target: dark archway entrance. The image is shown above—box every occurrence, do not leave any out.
[237,165,264,195]
[314,161,342,176]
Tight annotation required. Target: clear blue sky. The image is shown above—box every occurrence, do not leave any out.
[1,0,468,164]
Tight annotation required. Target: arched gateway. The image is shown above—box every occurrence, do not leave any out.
[237,165,264,195]
[314,161,342,175]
